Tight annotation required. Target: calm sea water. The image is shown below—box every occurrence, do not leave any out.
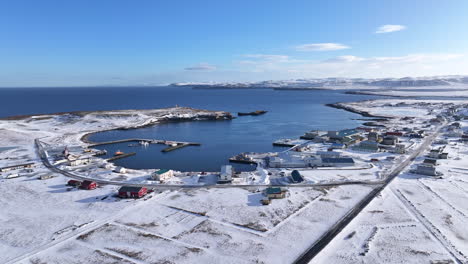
[0,86,383,171]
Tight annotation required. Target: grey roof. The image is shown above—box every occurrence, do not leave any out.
[322,157,355,163]
[119,186,145,193]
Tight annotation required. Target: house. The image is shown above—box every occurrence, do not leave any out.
[264,187,288,199]
[69,157,90,166]
[367,132,380,142]
[321,157,355,167]
[152,169,175,182]
[428,150,439,158]
[291,170,304,183]
[386,131,403,136]
[352,140,379,152]
[410,133,424,139]
[67,180,81,187]
[415,164,438,176]
[218,165,233,183]
[423,159,438,166]
[80,180,97,190]
[118,186,148,198]
[0,163,35,173]
[114,166,127,174]
[439,153,448,159]
[393,144,406,154]
[39,174,55,180]
[381,135,399,145]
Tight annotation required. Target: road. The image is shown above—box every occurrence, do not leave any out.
[293,122,447,264]
[35,139,382,189]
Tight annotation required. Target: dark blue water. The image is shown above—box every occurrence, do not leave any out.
[0,86,383,171]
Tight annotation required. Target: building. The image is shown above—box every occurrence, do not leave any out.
[218,165,234,183]
[268,153,321,168]
[114,166,127,174]
[439,153,448,159]
[291,170,304,183]
[393,144,406,154]
[80,180,97,190]
[352,140,379,152]
[328,129,360,140]
[300,130,320,140]
[118,186,148,198]
[316,151,341,158]
[415,164,438,176]
[264,187,288,199]
[0,163,34,173]
[368,132,380,142]
[321,157,355,167]
[69,157,90,166]
[152,169,175,182]
[423,159,438,166]
[381,135,399,146]
[386,131,403,136]
[67,180,81,187]
[330,143,346,149]
[39,174,55,180]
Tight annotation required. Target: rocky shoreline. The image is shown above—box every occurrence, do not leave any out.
[80,107,233,144]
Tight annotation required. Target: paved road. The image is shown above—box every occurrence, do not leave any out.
[293,122,447,264]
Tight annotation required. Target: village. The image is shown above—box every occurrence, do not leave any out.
[0,100,467,263]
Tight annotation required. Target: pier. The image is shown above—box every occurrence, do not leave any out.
[107,152,136,161]
[162,142,201,152]
[88,138,201,153]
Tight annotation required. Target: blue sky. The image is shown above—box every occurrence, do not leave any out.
[1,0,468,86]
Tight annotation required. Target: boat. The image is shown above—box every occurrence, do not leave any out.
[114,150,124,156]
[238,110,268,116]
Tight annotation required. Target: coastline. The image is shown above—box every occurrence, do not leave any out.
[325,101,392,119]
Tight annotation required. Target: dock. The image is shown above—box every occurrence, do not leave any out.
[162,142,201,152]
[89,138,201,153]
[229,153,258,164]
[107,152,136,161]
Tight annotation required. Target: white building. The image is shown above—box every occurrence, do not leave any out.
[152,169,175,182]
[269,153,321,168]
[69,157,90,166]
[219,165,234,182]
[114,166,127,174]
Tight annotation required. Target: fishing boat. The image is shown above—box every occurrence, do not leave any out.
[114,150,124,156]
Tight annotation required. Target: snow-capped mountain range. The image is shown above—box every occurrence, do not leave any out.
[172,75,468,89]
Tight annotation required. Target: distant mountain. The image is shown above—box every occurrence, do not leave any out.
[171,75,468,90]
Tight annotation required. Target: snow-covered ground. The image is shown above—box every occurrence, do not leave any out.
[312,113,468,264]
[1,100,468,263]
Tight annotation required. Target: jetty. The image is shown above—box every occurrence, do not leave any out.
[88,138,201,153]
[162,142,201,152]
[107,152,136,161]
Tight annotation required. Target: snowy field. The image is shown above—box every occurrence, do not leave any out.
[312,119,468,264]
[1,100,468,263]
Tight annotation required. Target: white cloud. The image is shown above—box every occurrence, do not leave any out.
[243,54,290,62]
[184,63,217,71]
[295,43,350,51]
[376,24,406,33]
[323,55,364,63]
